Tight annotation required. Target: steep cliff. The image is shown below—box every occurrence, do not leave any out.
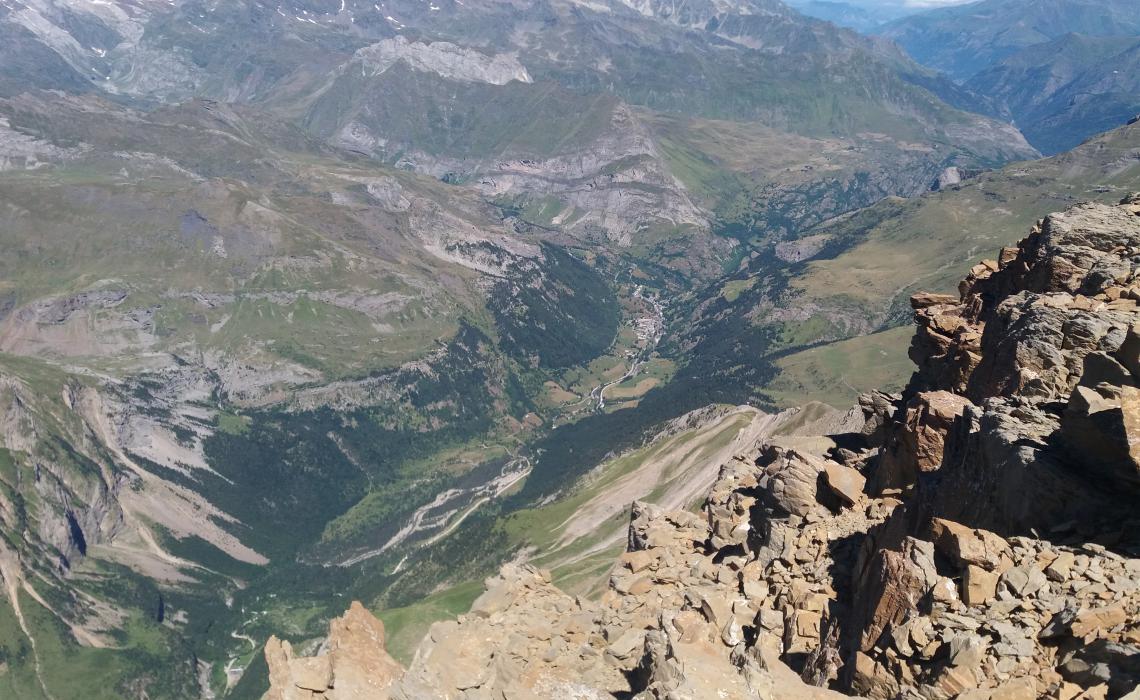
[264,196,1140,698]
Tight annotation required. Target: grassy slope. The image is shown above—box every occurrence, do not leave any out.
[503,411,759,581]
[377,580,484,664]
[367,408,762,665]
[0,592,196,700]
[0,597,45,700]
[764,326,913,409]
[0,162,468,379]
[793,122,1140,328]
[644,122,1139,427]
[646,107,1030,246]
[739,123,1140,409]
[303,65,620,160]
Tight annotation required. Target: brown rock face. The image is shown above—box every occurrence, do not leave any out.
[909,196,1140,405]
[328,602,404,699]
[391,565,630,699]
[846,195,1140,697]
[876,390,973,493]
[1061,383,1140,489]
[850,537,938,660]
[264,602,403,700]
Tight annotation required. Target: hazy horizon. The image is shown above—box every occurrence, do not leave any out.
[832,0,980,8]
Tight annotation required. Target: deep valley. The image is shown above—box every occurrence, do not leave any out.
[0,1,1138,698]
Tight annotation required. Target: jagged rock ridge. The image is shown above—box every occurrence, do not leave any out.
[265,195,1140,698]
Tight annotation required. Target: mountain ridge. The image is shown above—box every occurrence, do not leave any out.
[876,0,1140,81]
[873,0,1140,155]
[262,193,1140,699]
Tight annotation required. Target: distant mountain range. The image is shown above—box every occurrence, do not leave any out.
[784,0,902,32]
[968,33,1140,153]
[874,0,1140,154]
[876,0,1140,79]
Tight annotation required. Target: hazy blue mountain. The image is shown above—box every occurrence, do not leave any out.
[875,0,1140,153]
[968,33,1140,153]
[786,0,897,31]
[877,0,1140,80]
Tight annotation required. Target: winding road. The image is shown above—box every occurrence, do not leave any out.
[596,286,665,410]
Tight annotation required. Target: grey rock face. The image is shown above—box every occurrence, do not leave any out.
[353,36,531,86]
[899,196,1140,537]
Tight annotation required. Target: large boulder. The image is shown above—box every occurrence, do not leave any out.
[921,399,1135,537]
[265,601,404,700]
[847,537,939,696]
[756,444,830,519]
[876,391,973,494]
[1061,383,1140,491]
[908,198,1140,401]
[929,518,1012,572]
[326,602,405,699]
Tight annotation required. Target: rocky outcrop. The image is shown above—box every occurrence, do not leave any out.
[353,36,531,86]
[270,463,857,698]
[847,194,1140,698]
[875,390,972,494]
[267,196,1140,699]
[903,194,1140,535]
[265,602,403,700]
